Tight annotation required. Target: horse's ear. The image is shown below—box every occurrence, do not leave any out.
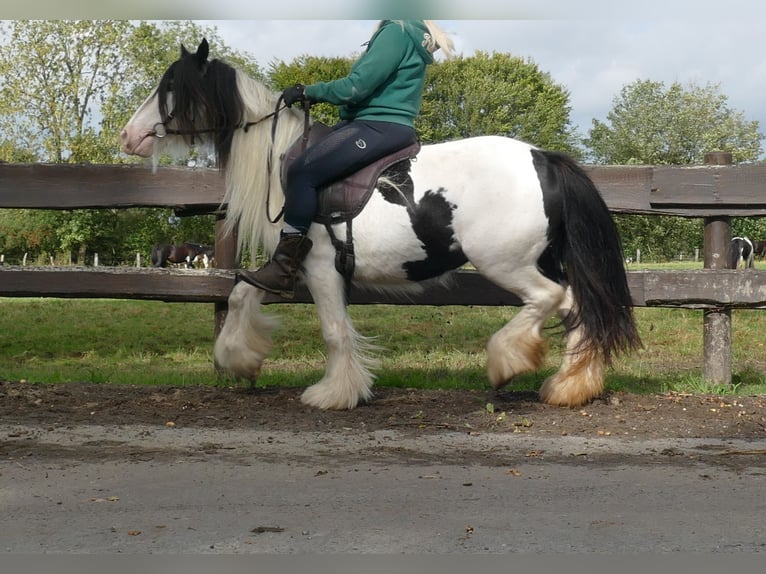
[196,38,209,63]
[180,43,190,57]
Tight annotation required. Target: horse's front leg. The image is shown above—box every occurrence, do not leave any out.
[300,263,379,410]
[213,281,279,382]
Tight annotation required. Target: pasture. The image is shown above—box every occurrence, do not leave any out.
[2,276,765,396]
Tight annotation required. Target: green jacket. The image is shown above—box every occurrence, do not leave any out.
[304,20,435,127]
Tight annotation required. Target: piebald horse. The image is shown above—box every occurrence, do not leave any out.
[728,236,755,269]
[120,39,640,410]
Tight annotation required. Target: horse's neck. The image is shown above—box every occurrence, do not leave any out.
[223,71,307,258]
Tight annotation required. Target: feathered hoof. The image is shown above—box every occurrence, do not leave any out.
[539,371,602,408]
[300,380,373,411]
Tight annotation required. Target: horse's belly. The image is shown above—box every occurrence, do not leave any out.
[344,195,467,284]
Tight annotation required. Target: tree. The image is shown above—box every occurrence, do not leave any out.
[418,51,580,153]
[0,21,260,265]
[584,79,764,261]
[586,79,762,165]
[267,56,353,127]
[0,20,132,164]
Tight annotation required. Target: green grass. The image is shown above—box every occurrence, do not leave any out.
[1,295,765,396]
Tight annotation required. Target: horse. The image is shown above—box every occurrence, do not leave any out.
[192,246,215,269]
[728,236,755,269]
[121,39,641,410]
[151,241,209,268]
[751,240,766,260]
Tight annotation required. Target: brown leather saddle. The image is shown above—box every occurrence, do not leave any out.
[279,122,421,296]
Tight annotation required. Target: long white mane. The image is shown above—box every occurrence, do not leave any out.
[223,70,307,259]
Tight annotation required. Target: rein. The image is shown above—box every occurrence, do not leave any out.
[151,105,286,142]
[265,96,311,224]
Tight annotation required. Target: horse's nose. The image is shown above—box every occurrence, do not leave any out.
[119,128,132,153]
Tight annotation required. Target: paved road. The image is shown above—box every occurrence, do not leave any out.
[2,423,765,553]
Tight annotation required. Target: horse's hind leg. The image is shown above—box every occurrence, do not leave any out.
[486,270,565,389]
[539,287,605,407]
[300,266,379,410]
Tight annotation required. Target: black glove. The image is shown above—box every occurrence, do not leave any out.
[282,83,306,108]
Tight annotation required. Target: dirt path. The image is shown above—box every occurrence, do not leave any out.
[2,381,766,439]
[2,381,766,553]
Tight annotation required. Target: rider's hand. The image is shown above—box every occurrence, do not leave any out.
[282,84,306,108]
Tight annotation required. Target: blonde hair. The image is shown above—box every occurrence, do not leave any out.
[377,20,455,60]
[423,20,454,59]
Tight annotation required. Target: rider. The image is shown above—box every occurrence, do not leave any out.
[238,20,454,298]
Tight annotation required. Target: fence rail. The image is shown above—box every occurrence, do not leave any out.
[2,156,765,385]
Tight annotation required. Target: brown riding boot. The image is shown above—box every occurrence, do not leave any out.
[237,234,313,299]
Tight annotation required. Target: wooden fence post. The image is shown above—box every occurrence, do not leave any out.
[213,214,239,338]
[702,151,733,386]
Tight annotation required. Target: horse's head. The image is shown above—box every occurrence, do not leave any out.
[120,38,243,166]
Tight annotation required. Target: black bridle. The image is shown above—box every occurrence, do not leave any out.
[150,104,287,143]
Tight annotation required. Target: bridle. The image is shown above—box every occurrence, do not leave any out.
[150,104,287,143]
[148,94,311,225]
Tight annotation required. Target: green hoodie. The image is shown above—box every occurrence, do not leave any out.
[303,20,435,127]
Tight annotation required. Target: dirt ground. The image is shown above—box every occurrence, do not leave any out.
[2,380,765,440]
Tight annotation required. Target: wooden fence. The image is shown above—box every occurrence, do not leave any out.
[2,152,766,385]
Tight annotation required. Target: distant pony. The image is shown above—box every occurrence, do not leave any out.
[151,242,211,268]
[728,236,755,269]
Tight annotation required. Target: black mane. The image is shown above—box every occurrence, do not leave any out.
[157,39,243,169]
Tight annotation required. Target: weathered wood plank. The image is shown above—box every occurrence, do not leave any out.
[4,267,766,309]
[635,269,766,308]
[651,165,766,207]
[0,164,226,210]
[0,267,235,303]
[2,162,766,216]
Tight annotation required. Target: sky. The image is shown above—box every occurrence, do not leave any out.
[5,0,766,152]
[196,18,766,150]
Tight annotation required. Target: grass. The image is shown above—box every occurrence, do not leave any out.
[2,293,766,397]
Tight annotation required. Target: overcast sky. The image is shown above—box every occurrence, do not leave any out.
[7,1,766,153]
[195,18,766,151]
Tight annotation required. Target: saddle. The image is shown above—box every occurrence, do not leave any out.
[280,122,421,294]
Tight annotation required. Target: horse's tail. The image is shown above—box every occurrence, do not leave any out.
[541,150,641,363]
[743,237,755,268]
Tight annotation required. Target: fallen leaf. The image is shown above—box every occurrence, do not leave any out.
[251,526,284,534]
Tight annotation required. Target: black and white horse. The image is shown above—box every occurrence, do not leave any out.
[728,236,755,269]
[121,39,640,410]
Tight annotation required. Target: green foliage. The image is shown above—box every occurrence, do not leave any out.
[418,51,580,153]
[0,21,251,263]
[268,56,353,126]
[0,20,132,164]
[585,79,763,165]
